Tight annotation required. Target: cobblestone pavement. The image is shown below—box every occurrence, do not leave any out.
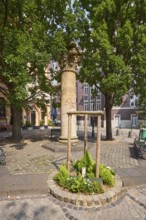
[0,185,146,220]
[0,128,146,220]
[0,128,139,175]
[1,130,65,175]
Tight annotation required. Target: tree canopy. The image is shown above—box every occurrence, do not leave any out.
[0,0,69,141]
[0,0,146,141]
[69,0,146,139]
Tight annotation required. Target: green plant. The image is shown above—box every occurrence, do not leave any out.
[53,165,69,187]
[73,150,95,178]
[64,174,104,194]
[65,174,83,193]
[54,150,116,194]
[73,150,116,186]
[48,119,54,126]
[138,122,146,128]
[99,164,115,187]
[25,121,32,127]
[40,120,45,126]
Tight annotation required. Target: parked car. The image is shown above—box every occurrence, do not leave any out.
[134,128,146,159]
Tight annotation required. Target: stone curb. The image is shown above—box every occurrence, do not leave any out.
[47,172,126,207]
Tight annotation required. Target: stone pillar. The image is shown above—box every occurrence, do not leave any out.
[59,42,81,143]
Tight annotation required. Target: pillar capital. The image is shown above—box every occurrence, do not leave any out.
[59,42,81,72]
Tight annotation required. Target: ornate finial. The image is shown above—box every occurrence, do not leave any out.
[59,42,82,71]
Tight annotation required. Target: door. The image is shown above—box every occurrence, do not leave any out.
[31,111,36,126]
[114,114,120,128]
[131,114,138,127]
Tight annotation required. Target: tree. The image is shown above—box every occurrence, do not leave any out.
[0,0,69,141]
[70,0,146,140]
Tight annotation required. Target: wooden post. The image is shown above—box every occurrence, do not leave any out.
[67,114,72,174]
[96,114,101,178]
[84,114,88,153]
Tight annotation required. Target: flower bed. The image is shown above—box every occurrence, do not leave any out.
[54,150,116,194]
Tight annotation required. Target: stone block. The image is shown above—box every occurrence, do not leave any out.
[56,190,64,202]
[92,194,101,206]
[103,192,113,203]
[64,192,70,203]
[86,195,94,206]
[77,194,86,206]
[70,194,77,205]
[98,194,107,205]
[112,186,122,197]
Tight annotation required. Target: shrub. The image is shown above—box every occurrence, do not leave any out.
[64,174,104,194]
[65,174,83,193]
[99,164,115,187]
[48,119,54,126]
[53,165,69,187]
[138,122,146,128]
[53,166,104,194]
[73,150,95,178]
[40,120,44,126]
[25,121,32,127]
[73,150,116,187]
[53,150,116,194]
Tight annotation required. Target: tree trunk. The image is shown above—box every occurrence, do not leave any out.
[105,95,113,140]
[12,106,22,142]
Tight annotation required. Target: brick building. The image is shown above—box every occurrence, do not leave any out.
[76,81,139,128]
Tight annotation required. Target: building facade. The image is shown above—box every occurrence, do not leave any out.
[111,94,138,128]
[76,81,139,128]
[76,81,105,126]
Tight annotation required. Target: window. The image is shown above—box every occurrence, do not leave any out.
[96,93,101,100]
[84,83,89,95]
[84,96,88,100]
[91,86,101,99]
[131,114,138,127]
[0,98,5,117]
[130,95,138,107]
[96,100,101,110]
[84,101,88,111]
[96,89,101,100]
[90,102,94,111]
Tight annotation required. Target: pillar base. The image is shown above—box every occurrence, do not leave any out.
[59,136,79,143]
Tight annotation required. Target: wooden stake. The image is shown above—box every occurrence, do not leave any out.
[84,114,88,153]
[67,114,72,174]
[96,115,101,178]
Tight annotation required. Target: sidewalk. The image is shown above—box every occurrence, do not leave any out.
[0,128,146,198]
[0,167,48,197]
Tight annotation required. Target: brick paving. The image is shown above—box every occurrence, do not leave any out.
[0,128,139,176]
[0,128,146,219]
[0,185,146,220]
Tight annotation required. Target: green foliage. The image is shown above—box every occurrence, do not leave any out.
[138,122,146,129]
[54,170,104,194]
[99,164,115,187]
[65,174,104,194]
[53,165,69,187]
[0,0,69,140]
[73,150,95,178]
[73,150,115,186]
[54,150,115,193]
[70,0,146,140]
[40,120,45,126]
[25,120,32,127]
[48,119,55,126]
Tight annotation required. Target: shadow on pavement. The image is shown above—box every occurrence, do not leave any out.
[129,146,138,159]
[52,157,67,170]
